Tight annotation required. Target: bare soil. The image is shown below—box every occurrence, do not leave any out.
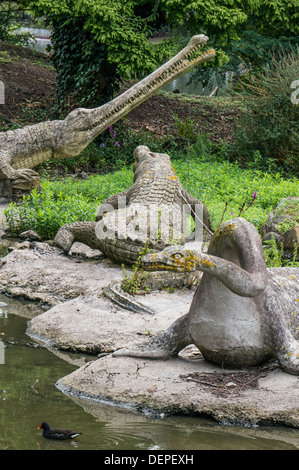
[0,41,56,128]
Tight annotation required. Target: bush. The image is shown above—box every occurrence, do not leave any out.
[231,48,299,175]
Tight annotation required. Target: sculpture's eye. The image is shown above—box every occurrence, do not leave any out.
[171,253,182,260]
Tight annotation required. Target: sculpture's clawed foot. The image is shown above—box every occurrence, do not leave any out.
[11,169,40,189]
[113,314,191,360]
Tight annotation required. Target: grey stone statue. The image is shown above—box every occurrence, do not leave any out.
[0,35,215,200]
[114,218,299,376]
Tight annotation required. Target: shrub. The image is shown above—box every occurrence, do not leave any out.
[231,47,299,175]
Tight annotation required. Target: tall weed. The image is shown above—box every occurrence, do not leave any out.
[231,48,299,175]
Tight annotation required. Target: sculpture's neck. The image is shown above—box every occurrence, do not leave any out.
[78,36,215,141]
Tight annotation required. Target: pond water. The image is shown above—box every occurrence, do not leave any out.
[0,294,298,451]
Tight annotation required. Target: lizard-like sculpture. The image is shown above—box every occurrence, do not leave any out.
[0,35,215,199]
[113,218,299,376]
[54,145,212,265]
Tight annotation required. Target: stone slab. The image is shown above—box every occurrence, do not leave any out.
[58,353,299,428]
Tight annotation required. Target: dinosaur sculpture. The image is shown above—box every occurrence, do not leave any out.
[0,35,215,200]
[54,145,212,265]
[113,218,299,376]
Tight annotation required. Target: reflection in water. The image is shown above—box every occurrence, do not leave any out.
[0,294,298,450]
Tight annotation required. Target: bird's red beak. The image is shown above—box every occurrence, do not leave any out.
[37,425,42,429]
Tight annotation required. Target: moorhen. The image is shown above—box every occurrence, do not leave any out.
[37,422,81,440]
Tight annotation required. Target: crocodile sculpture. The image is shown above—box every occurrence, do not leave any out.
[113,217,299,376]
[0,35,215,200]
[54,145,212,265]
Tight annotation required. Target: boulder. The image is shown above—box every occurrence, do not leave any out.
[262,197,299,260]
[262,197,299,237]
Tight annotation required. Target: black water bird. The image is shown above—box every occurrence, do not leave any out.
[37,422,81,440]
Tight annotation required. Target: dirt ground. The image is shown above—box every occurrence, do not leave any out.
[0,41,56,127]
[0,41,238,142]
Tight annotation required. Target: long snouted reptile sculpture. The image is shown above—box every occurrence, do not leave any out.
[0,35,215,198]
[54,145,212,265]
[113,218,299,376]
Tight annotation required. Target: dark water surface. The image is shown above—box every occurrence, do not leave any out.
[0,294,298,451]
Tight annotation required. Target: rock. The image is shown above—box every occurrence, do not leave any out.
[68,242,105,260]
[77,171,89,180]
[262,197,299,237]
[8,241,31,252]
[57,354,299,428]
[0,242,122,305]
[27,291,189,354]
[19,230,42,241]
[277,226,299,260]
[262,231,280,243]
[262,197,299,260]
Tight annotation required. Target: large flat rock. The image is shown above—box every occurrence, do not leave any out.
[28,291,192,354]
[0,242,122,305]
[58,353,299,428]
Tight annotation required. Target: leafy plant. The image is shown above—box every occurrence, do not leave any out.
[121,242,150,295]
[263,237,299,268]
[230,47,299,175]
[172,113,197,146]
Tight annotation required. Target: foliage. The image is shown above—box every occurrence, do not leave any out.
[172,113,197,146]
[19,0,299,109]
[20,0,274,108]
[247,0,299,38]
[47,15,122,111]
[230,47,299,174]
[163,0,299,43]
[0,1,33,45]
[263,237,298,268]
[22,0,186,109]
[4,183,99,239]
[121,242,150,295]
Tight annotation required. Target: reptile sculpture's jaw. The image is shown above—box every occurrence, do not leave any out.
[64,35,215,140]
[141,247,202,272]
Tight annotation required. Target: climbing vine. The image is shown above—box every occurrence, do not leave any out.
[48,15,121,112]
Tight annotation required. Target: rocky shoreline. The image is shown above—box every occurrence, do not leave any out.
[0,233,298,428]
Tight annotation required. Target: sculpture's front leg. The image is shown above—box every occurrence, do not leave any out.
[0,151,40,193]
